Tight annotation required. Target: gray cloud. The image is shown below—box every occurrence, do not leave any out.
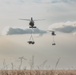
[3,0,76,5]
[39,0,76,4]
[51,0,76,4]
[48,21,76,33]
[54,26,76,33]
[0,0,76,34]
[4,27,47,35]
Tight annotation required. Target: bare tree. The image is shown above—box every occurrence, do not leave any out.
[11,62,14,70]
[29,55,35,70]
[3,59,8,70]
[37,60,47,70]
[55,57,61,69]
[18,56,26,70]
[3,59,6,70]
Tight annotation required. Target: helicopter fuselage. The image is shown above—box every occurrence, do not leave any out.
[29,17,36,28]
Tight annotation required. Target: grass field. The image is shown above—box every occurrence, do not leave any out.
[0,70,76,75]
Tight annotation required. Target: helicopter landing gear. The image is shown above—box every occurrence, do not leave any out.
[29,26,36,28]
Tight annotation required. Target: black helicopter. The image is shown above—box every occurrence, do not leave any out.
[19,17,44,45]
[19,17,44,28]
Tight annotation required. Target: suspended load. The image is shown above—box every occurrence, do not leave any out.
[28,29,35,45]
[52,42,56,45]
[52,36,56,45]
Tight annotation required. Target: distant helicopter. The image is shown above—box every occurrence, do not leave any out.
[19,17,45,28]
[51,31,56,36]
[48,30,56,36]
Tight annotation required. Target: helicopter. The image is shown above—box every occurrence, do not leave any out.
[48,30,56,36]
[19,17,45,28]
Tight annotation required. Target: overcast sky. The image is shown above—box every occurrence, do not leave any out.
[0,0,76,31]
[0,0,76,70]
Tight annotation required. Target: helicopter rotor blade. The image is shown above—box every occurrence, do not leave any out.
[19,19,30,21]
[34,19,45,21]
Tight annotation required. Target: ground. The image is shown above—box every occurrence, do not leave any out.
[0,70,76,75]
